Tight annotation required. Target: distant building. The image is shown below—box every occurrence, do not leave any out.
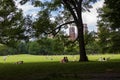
[48,34,53,38]
[69,26,76,41]
[83,24,88,33]
[69,23,88,41]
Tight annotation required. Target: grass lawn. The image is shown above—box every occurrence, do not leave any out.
[0,54,120,80]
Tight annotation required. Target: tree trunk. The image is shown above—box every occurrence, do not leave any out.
[78,23,88,61]
[77,0,88,62]
[62,0,88,61]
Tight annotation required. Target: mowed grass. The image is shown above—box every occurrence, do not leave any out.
[0,54,120,80]
[0,54,118,63]
[0,54,79,63]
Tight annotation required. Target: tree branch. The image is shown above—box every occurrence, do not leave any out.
[62,0,78,23]
[44,21,75,35]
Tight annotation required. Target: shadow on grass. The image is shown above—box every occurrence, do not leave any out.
[0,61,120,80]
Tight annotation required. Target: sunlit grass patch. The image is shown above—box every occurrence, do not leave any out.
[0,54,120,63]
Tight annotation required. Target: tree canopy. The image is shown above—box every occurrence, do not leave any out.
[97,0,120,53]
[0,0,27,47]
[18,0,98,61]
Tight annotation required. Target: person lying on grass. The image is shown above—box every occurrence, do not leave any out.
[98,57,110,61]
[15,61,24,64]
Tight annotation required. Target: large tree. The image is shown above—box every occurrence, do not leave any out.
[0,0,26,47]
[97,0,120,53]
[19,0,97,61]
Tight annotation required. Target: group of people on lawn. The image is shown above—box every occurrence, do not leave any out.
[61,57,69,63]
[98,57,110,61]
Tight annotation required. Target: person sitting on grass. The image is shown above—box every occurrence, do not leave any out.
[61,57,69,63]
[65,57,68,62]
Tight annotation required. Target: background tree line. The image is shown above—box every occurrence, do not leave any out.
[0,37,78,55]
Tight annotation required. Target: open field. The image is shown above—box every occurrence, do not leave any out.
[0,54,120,80]
[0,54,119,63]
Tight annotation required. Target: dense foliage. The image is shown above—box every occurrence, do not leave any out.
[0,0,27,47]
[97,0,120,53]
[0,38,78,55]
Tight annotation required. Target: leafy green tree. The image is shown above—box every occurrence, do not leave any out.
[16,42,28,54]
[0,44,17,55]
[84,31,95,46]
[84,31,99,54]
[19,0,98,61]
[52,39,64,55]
[97,21,110,53]
[109,31,120,53]
[104,0,120,53]
[0,0,26,47]
[28,41,40,55]
[97,0,120,53]
[104,0,120,30]
[38,38,54,55]
[0,44,8,55]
